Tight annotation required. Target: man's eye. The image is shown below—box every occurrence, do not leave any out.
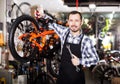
[75,20,79,22]
[69,20,73,22]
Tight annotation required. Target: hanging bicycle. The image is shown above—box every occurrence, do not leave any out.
[8,14,60,63]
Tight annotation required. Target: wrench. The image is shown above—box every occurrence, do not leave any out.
[66,45,80,72]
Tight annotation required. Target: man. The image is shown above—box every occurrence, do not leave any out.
[35,10,99,84]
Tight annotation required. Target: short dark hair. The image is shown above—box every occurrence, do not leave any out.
[68,11,82,20]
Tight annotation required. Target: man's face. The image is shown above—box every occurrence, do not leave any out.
[68,14,82,32]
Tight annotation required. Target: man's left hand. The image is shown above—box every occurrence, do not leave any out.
[71,55,80,66]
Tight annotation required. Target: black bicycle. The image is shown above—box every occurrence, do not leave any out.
[8,9,62,83]
[92,50,120,84]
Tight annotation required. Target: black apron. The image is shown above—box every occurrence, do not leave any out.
[56,33,85,84]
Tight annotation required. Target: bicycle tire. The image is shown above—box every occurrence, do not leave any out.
[92,64,109,80]
[8,15,39,63]
[103,67,117,80]
[34,73,56,84]
[47,44,61,77]
[16,2,31,17]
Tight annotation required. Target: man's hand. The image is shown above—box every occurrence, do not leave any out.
[34,6,44,19]
[34,10,41,19]
[71,55,80,66]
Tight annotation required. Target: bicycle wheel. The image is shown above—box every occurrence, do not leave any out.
[8,15,39,63]
[104,68,117,80]
[16,2,31,17]
[47,44,61,78]
[34,73,56,84]
[92,64,110,80]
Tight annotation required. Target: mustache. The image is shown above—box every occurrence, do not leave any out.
[71,25,77,28]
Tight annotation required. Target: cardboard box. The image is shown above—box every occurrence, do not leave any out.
[111,77,120,84]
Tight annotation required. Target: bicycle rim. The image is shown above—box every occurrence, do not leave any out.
[92,64,109,80]
[47,47,61,77]
[8,15,39,63]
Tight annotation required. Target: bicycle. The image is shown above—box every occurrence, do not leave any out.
[92,50,120,84]
[6,1,31,33]
[8,13,60,62]
[8,9,62,82]
[47,46,61,77]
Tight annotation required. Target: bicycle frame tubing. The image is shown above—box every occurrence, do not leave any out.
[18,29,59,51]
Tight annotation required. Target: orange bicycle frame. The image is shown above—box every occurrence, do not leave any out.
[18,29,59,51]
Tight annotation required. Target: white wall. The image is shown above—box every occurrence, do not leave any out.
[0,0,7,43]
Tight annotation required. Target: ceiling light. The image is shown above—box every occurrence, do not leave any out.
[89,3,96,12]
[89,4,96,9]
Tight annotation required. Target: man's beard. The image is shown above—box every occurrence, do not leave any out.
[70,25,79,32]
[71,29,78,32]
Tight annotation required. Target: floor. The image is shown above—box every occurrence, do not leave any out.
[12,68,111,84]
[85,68,111,84]
[0,68,112,84]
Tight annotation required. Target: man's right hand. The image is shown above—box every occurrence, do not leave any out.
[34,10,41,19]
[34,6,44,19]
